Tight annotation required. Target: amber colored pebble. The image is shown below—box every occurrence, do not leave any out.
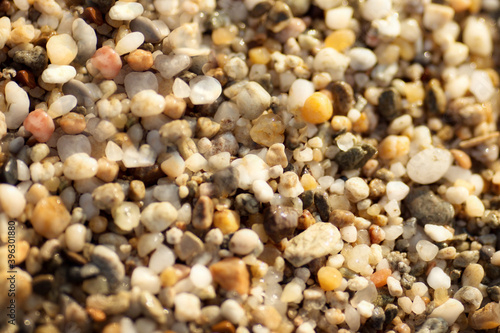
[297,210,315,230]
[317,266,343,291]
[60,112,86,134]
[301,92,334,124]
[370,268,392,288]
[127,49,154,72]
[15,70,36,89]
[87,308,106,322]
[0,0,10,12]
[211,320,236,333]
[450,149,472,169]
[83,7,104,25]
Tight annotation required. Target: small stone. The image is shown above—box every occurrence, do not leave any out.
[175,231,205,261]
[407,148,452,184]
[109,1,144,20]
[234,193,259,216]
[317,266,342,291]
[266,143,288,168]
[404,187,455,226]
[416,318,448,333]
[140,291,167,324]
[423,4,455,30]
[127,49,153,72]
[60,112,86,135]
[344,177,369,203]
[250,112,285,147]
[13,46,48,74]
[425,79,447,114]
[329,209,355,228]
[416,240,439,261]
[469,302,500,330]
[348,48,377,71]
[32,196,71,239]
[278,171,304,197]
[0,184,26,218]
[463,16,492,57]
[174,293,201,322]
[63,153,98,180]
[112,202,140,231]
[130,16,164,43]
[23,109,55,143]
[429,298,464,325]
[15,69,36,89]
[62,79,94,107]
[263,205,299,243]
[213,209,240,234]
[301,92,333,124]
[378,135,410,160]
[91,46,122,79]
[334,143,377,170]
[266,1,293,33]
[212,167,239,197]
[328,81,354,115]
[189,76,222,105]
[378,88,402,121]
[284,222,342,267]
[362,0,392,20]
[210,257,250,295]
[252,305,282,330]
[454,286,482,312]
[234,81,271,120]
[453,250,479,268]
[46,34,78,65]
[465,195,485,217]
[229,229,261,256]
[131,90,166,117]
[115,32,144,56]
[427,267,451,290]
[131,266,161,294]
[192,196,214,230]
[0,156,17,185]
[41,64,77,84]
[211,321,235,333]
[154,54,191,79]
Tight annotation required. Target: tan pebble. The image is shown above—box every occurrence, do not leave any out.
[252,305,282,330]
[249,47,271,65]
[213,209,240,234]
[26,183,49,204]
[15,240,30,265]
[450,149,472,169]
[469,302,500,330]
[129,180,145,201]
[352,112,369,133]
[250,113,285,147]
[266,143,288,168]
[196,117,220,139]
[378,135,410,160]
[163,95,186,119]
[60,112,86,134]
[127,49,153,71]
[329,209,355,228]
[89,216,108,234]
[331,115,352,132]
[449,0,471,11]
[96,157,119,182]
[297,210,316,230]
[209,257,250,295]
[160,265,190,287]
[31,196,71,239]
[212,25,238,46]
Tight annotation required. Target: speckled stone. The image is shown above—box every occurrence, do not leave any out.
[404,187,455,226]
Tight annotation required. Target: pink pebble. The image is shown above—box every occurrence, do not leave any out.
[91,46,122,79]
[23,109,55,143]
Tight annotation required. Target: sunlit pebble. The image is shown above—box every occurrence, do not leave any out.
[23,109,55,143]
[91,46,122,79]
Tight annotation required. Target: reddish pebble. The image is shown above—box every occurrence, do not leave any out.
[91,46,122,79]
[370,268,392,288]
[23,109,55,143]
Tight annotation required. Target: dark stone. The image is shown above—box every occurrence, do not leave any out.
[333,143,377,170]
[486,263,500,280]
[481,245,496,261]
[0,155,18,185]
[234,193,259,216]
[189,55,210,75]
[384,304,398,325]
[13,46,48,74]
[487,286,500,302]
[130,165,164,187]
[212,167,239,198]
[62,79,94,107]
[314,191,331,222]
[404,187,455,226]
[266,1,293,33]
[80,263,101,279]
[397,261,411,274]
[425,79,447,114]
[249,1,272,17]
[68,266,83,283]
[453,250,479,268]
[32,274,55,295]
[204,11,231,30]
[416,317,448,333]
[378,88,402,121]
[401,273,415,289]
[130,16,162,43]
[263,205,299,243]
[87,0,115,13]
[410,261,426,277]
[395,239,409,251]
[449,269,461,281]
[299,190,314,209]
[338,267,357,279]
[373,291,395,308]
[368,306,385,330]
[328,81,354,115]
[284,0,310,15]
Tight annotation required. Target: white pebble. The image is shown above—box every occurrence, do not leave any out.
[131,90,166,117]
[424,224,453,242]
[65,224,86,252]
[416,240,439,261]
[41,64,77,84]
[137,232,164,257]
[406,148,452,184]
[361,0,391,21]
[252,180,274,203]
[465,195,484,217]
[112,202,141,231]
[109,1,144,20]
[386,181,410,201]
[105,141,124,161]
[5,81,29,129]
[344,177,369,203]
[463,17,492,57]
[48,95,78,119]
[131,266,161,294]
[429,298,464,325]
[115,32,144,55]
[288,78,315,111]
[185,153,208,172]
[189,76,222,105]
[174,293,201,322]
[173,78,191,99]
[491,251,500,266]
[325,6,353,30]
[189,264,213,289]
[149,244,175,273]
[340,225,357,243]
[348,48,377,71]
[445,186,469,204]
[161,152,186,178]
[0,184,26,218]
[229,229,261,255]
[427,267,451,289]
[470,70,495,103]
[141,202,178,232]
[63,153,98,180]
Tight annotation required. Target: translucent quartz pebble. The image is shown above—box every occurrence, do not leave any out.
[407,148,452,184]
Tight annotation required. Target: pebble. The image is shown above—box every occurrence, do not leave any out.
[112,202,140,231]
[48,95,78,119]
[424,224,453,242]
[284,222,342,267]
[109,1,144,20]
[41,64,77,84]
[213,209,240,234]
[344,177,369,203]
[348,48,377,71]
[175,231,204,261]
[278,171,304,197]
[378,135,410,160]
[469,302,500,330]
[130,17,164,43]
[429,298,464,325]
[126,49,153,72]
[407,148,452,184]
[317,266,342,291]
[91,46,122,79]
[46,34,78,65]
[463,17,492,57]
[63,153,98,180]
[130,90,166,117]
[423,4,455,30]
[174,293,201,322]
[454,286,482,312]
[416,240,439,261]
[72,18,97,63]
[32,196,71,239]
[234,81,271,120]
[334,143,377,170]
[189,76,222,105]
[427,267,451,290]
[115,32,144,56]
[212,167,239,198]
[210,257,250,295]
[362,0,392,20]
[0,184,26,218]
[465,195,485,217]
[131,266,161,294]
[23,109,55,143]
[263,205,299,243]
[229,229,261,255]
[378,88,402,121]
[5,81,30,129]
[301,92,333,124]
[416,318,448,333]
[404,187,455,226]
[325,6,353,30]
[13,46,48,74]
[65,224,86,252]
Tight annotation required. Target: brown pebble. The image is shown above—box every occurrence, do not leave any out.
[15,70,36,88]
[86,307,106,322]
[31,196,71,239]
[369,225,385,244]
[469,302,500,330]
[297,209,316,230]
[96,157,119,182]
[252,305,282,330]
[129,180,145,201]
[209,257,250,295]
[328,81,354,115]
[211,320,236,333]
[60,112,86,134]
[102,323,121,333]
[329,209,355,228]
[192,195,214,230]
[0,0,10,12]
[127,49,153,72]
[450,149,472,169]
[83,7,104,25]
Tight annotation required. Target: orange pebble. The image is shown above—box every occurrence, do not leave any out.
[370,268,392,288]
[127,49,153,71]
[23,109,55,143]
[301,92,334,124]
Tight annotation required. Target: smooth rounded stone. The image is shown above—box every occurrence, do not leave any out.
[416,318,448,333]
[427,267,451,290]
[278,171,304,198]
[212,166,239,198]
[404,187,455,226]
[0,17,11,48]
[385,181,410,201]
[407,148,452,184]
[234,81,271,120]
[424,224,453,242]
[229,229,261,255]
[62,79,94,107]
[325,6,353,30]
[154,54,191,79]
[115,32,144,56]
[105,141,123,162]
[423,3,454,30]
[109,1,144,20]
[41,64,77,84]
[174,293,201,322]
[453,251,480,268]
[32,196,71,239]
[209,257,250,295]
[63,153,98,180]
[361,0,391,20]
[463,17,492,57]
[454,286,482,312]
[313,47,350,81]
[137,232,164,257]
[130,89,165,117]
[416,240,439,261]
[5,81,29,129]
[175,231,205,261]
[0,184,26,218]
[263,205,299,243]
[45,34,78,65]
[149,244,175,274]
[348,48,377,71]
[172,78,191,99]
[48,95,77,119]
[91,46,122,79]
[139,291,167,324]
[140,202,177,232]
[287,78,315,112]
[130,17,164,43]
[284,222,342,267]
[112,202,140,232]
[252,179,274,203]
[429,298,464,325]
[72,18,97,63]
[57,134,91,161]
[23,109,55,143]
[89,245,124,288]
[65,224,86,252]
[189,264,213,289]
[465,195,485,217]
[131,266,161,294]
[469,302,500,330]
[470,70,495,103]
[189,76,222,105]
[0,156,18,185]
[192,196,214,230]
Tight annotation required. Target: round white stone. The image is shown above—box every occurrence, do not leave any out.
[109,1,144,20]
[189,76,222,105]
[386,181,410,201]
[149,244,175,273]
[63,153,98,180]
[229,229,261,255]
[131,266,161,294]
[41,64,77,84]
[325,6,353,30]
[348,48,377,71]
[189,264,213,289]
[252,180,274,203]
[115,32,145,55]
[424,224,453,242]
[65,224,86,252]
[174,293,201,322]
[130,90,166,117]
[407,148,452,184]
[0,184,26,218]
[416,240,439,261]
[427,267,451,290]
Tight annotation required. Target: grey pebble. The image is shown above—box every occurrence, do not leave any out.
[284,0,310,16]
[82,275,109,295]
[404,187,455,226]
[266,1,293,33]
[174,231,205,262]
[487,286,500,302]
[378,88,402,121]
[62,79,94,107]
[314,191,331,222]
[140,291,168,324]
[416,317,448,333]
[299,190,314,209]
[368,306,385,330]
[235,193,259,216]
[80,263,101,279]
[425,79,447,114]
[91,245,125,289]
[212,166,239,198]
[263,205,299,243]
[211,132,239,156]
[13,46,48,74]
[334,143,377,170]
[453,250,480,268]
[130,16,163,43]
[454,286,482,312]
[0,155,18,185]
